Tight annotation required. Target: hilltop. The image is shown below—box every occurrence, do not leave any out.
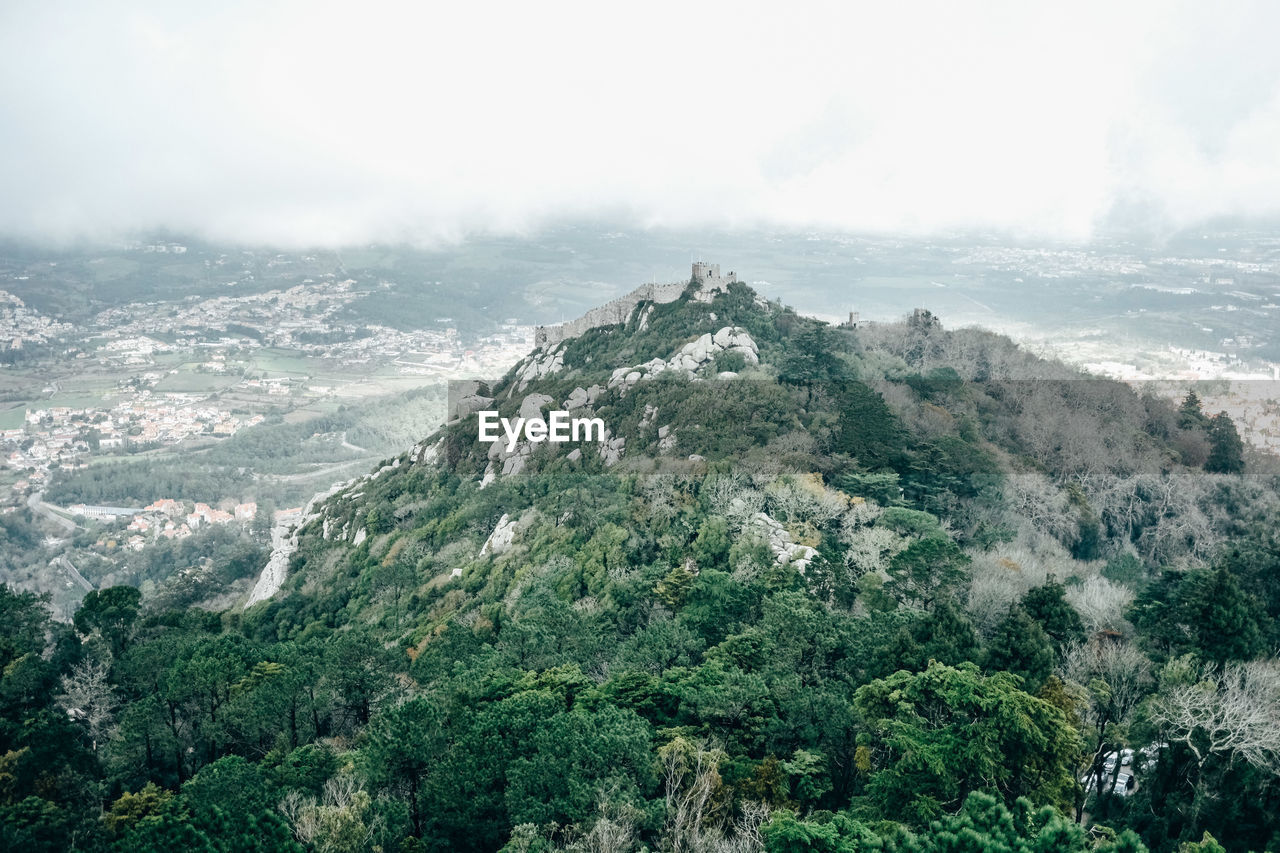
[233,266,1279,848]
[5,264,1279,852]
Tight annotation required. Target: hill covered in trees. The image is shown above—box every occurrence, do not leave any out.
[3,276,1279,852]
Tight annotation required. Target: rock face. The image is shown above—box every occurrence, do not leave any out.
[479,513,518,557]
[514,345,566,392]
[520,393,554,421]
[246,481,349,607]
[450,393,494,422]
[410,437,443,465]
[608,326,758,389]
[564,385,604,410]
[752,512,819,575]
[480,392,556,485]
[599,433,626,466]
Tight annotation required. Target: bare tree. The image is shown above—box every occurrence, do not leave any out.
[280,772,384,853]
[1149,660,1280,823]
[55,658,119,753]
[579,796,643,853]
[1065,576,1134,634]
[1060,639,1154,821]
[764,475,847,529]
[1150,660,1280,775]
[660,737,726,853]
[711,801,769,853]
[1004,471,1078,547]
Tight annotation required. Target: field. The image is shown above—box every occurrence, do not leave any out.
[153,368,239,393]
[0,406,26,429]
[250,349,313,377]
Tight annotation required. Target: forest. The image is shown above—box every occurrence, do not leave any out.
[3,281,1279,852]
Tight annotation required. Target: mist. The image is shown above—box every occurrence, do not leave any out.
[4,0,1280,247]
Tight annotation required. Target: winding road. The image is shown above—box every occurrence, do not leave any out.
[27,490,80,532]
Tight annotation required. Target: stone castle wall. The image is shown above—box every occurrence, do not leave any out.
[533,263,741,348]
[535,279,690,348]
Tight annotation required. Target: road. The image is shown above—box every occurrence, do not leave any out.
[339,431,368,453]
[266,455,378,484]
[27,491,80,532]
[54,555,94,593]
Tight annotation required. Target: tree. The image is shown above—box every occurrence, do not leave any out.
[363,696,443,838]
[779,322,848,403]
[660,736,727,853]
[1060,639,1153,822]
[854,661,1081,826]
[884,534,969,611]
[1204,412,1244,475]
[1178,391,1206,430]
[984,605,1055,692]
[504,704,654,829]
[1149,660,1280,825]
[280,772,383,853]
[1179,567,1264,667]
[911,596,979,667]
[1021,579,1085,653]
[73,586,142,655]
[0,586,51,667]
[55,658,119,753]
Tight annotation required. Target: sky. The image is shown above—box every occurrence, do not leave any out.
[3,0,1280,247]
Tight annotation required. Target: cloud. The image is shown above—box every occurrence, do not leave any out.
[2,0,1280,246]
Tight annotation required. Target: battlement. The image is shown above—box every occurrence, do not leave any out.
[534,262,737,348]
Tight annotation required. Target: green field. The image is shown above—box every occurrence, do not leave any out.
[250,349,313,377]
[31,393,109,410]
[153,370,239,393]
[0,406,26,429]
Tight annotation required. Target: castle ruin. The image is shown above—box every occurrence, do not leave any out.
[533,262,738,348]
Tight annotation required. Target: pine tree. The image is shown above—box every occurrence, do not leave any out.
[1178,390,1207,429]
[1179,566,1263,666]
[914,596,980,666]
[984,605,1055,690]
[1021,578,1085,652]
[1205,411,1245,474]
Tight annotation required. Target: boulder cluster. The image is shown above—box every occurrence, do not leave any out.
[513,343,566,392]
[608,326,758,388]
[751,512,819,574]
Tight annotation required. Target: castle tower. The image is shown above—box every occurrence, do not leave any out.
[692,261,719,283]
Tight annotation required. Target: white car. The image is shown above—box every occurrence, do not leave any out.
[1113,772,1135,796]
[1102,749,1136,772]
[1137,742,1166,773]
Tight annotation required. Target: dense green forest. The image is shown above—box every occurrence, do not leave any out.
[4,281,1279,851]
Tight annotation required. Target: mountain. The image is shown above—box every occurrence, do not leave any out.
[5,266,1279,852]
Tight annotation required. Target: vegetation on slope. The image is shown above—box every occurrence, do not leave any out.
[3,281,1277,852]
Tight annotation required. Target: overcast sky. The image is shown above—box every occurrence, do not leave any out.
[3,1,1280,246]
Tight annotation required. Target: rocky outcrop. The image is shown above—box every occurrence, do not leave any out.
[520,393,554,421]
[608,326,758,389]
[513,344,566,393]
[599,432,626,466]
[481,392,555,485]
[480,513,518,557]
[246,481,350,607]
[564,385,605,410]
[411,437,443,465]
[752,512,819,575]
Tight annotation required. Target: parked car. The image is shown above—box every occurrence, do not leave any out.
[1137,742,1166,773]
[1102,749,1135,772]
[1113,772,1136,796]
